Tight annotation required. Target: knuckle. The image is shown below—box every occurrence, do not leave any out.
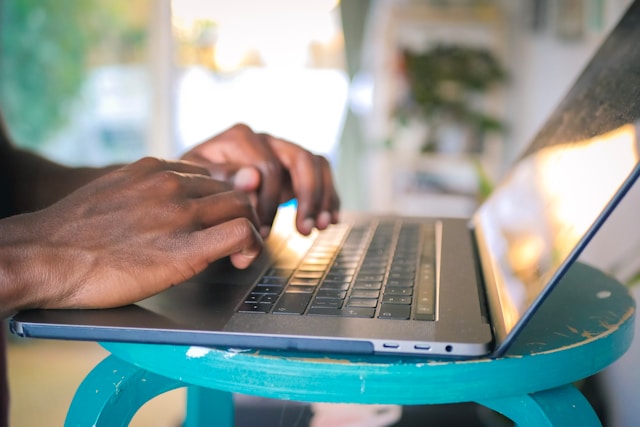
[316,154,331,168]
[136,156,165,170]
[228,190,254,210]
[234,217,256,236]
[293,150,315,169]
[260,158,284,177]
[222,218,260,252]
[156,170,183,191]
[227,123,253,138]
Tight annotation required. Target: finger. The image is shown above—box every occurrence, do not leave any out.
[201,164,261,215]
[317,155,341,228]
[264,136,323,235]
[196,190,261,233]
[232,166,261,192]
[170,173,234,199]
[186,160,262,194]
[253,134,286,232]
[298,155,325,232]
[181,154,248,185]
[231,167,261,214]
[194,129,283,231]
[192,217,264,269]
[130,157,212,177]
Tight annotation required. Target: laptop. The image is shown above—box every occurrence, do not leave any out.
[10,1,640,359]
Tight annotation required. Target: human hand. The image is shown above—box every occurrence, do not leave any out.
[1,157,263,313]
[181,124,341,237]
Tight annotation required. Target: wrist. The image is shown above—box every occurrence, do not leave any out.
[0,213,63,317]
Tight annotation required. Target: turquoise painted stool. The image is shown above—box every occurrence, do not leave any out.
[64,263,635,426]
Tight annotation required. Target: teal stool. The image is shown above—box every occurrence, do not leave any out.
[64,263,635,426]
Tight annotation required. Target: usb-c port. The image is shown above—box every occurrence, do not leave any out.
[414,344,431,351]
[383,343,400,349]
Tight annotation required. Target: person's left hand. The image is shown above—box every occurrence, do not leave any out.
[181,124,341,237]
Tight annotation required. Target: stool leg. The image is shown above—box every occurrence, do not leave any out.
[65,354,184,427]
[184,386,234,427]
[478,384,602,427]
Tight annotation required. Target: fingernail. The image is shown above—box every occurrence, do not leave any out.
[317,211,331,229]
[260,226,271,238]
[302,218,315,234]
[234,167,258,190]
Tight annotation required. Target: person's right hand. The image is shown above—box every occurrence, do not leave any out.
[0,157,263,317]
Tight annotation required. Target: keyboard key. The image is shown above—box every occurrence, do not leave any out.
[382,295,412,304]
[290,278,321,286]
[265,268,294,278]
[347,298,378,308]
[237,302,271,313]
[307,307,375,318]
[389,271,415,280]
[384,287,413,296]
[350,290,380,299]
[353,282,382,290]
[356,274,385,282]
[258,276,289,285]
[327,267,357,276]
[294,271,324,279]
[245,294,261,303]
[316,290,347,299]
[320,282,350,291]
[298,264,327,272]
[358,267,387,276]
[324,273,353,282]
[273,293,313,314]
[252,285,283,295]
[386,279,413,288]
[311,299,342,308]
[285,285,316,294]
[378,304,411,320]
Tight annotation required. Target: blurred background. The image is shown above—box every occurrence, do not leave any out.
[1,0,639,426]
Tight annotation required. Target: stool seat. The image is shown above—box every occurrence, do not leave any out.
[65,263,635,427]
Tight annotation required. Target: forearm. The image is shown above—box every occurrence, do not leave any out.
[5,147,120,213]
[0,113,119,213]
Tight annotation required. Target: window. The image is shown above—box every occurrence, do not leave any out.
[171,0,348,163]
[0,0,154,166]
[0,0,348,167]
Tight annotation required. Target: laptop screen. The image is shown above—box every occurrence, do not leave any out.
[471,1,640,341]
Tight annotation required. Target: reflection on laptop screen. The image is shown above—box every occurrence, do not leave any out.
[472,0,640,336]
[475,124,639,330]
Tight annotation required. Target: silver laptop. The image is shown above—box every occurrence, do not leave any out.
[10,1,640,359]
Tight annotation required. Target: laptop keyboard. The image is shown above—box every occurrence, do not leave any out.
[237,221,436,321]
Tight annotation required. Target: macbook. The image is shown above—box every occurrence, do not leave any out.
[10,1,640,359]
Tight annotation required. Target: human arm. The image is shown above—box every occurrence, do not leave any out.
[0,157,263,319]
[0,117,120,214]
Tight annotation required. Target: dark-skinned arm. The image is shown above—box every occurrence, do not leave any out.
[0,118,119,214]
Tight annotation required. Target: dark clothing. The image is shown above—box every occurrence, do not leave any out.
[1,119,13,427]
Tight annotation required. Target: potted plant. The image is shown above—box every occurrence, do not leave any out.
[392,44,508,154]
